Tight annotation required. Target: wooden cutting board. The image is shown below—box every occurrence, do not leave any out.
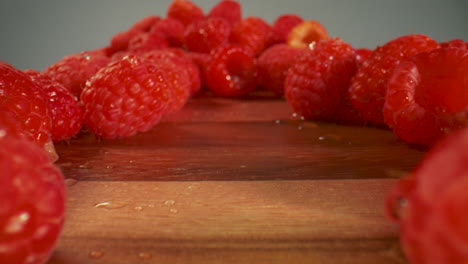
[48,93,423,264]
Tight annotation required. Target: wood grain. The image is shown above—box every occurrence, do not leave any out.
[47,97,417,263]
[48,180,407,264]
[55,122,423,181]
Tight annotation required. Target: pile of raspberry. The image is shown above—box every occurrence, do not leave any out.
[0,0,467,263]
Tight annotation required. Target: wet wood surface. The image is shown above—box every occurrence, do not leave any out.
[49,94,421,263]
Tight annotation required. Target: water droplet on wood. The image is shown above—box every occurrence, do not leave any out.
[138,252,152,260]
[88,250,104,259]
[164,200,176,206]
[65,178,78,187]
[95,202,127,210]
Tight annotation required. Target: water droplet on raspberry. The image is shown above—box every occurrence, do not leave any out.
[5,211,30,234]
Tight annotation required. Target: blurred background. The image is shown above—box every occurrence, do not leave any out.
[0,0,467,70]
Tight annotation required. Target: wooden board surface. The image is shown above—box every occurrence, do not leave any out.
[48,95,423,263]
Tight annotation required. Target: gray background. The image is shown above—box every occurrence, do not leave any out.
[1,0,467,70]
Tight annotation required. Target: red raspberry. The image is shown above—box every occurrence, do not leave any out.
[440,39,468,50]
[271,14,303,44]
[285,38,363,124]
[257,44,301,96]
[0,134,66,264]
[355,47,373,67]
[0,107,58,162]
[80,56,173,139]
[127,31,169,54]
[24,70,84,142]
[186,51,210,91]
[286,20,329,49]
[207,0,242,27]
[204,44,257,97]
[184,17,231,54]
[165,48,202,96]
[383,47,468,146]
[385,126,468,264]
[166,0,205,27]
[229,17,273,56]
[349,34,439,126]
[150,18,186,47]
[43,49,110,97]
[105,16,161,56]
[0,107,31,141]
[141,49,194,112]
[0,63,52,146]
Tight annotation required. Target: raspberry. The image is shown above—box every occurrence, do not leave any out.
[150,18,186,47]
[43,49,110,97]
[349,34,439,126]
[207,0,242,27]
[204,44,257,97]
[0,134,66,264]
[127,31,169,54]
[184,17,231,54]
[229,17,272,56]
[355,47,373,67]
[186,51,210,91]
[271,14,303,44]
[24,70,84,142]
[0,107,31,141]
[0,63,52,146]
[285,38,362,124]
[257,44,301,96]
[166,0,205,27]
[105,16,161,56]
[80,56,173,139]
[165,48,202,96]
[383,47,468,146]
[440,39,468,50]
[286,20,329,49]
[141,49,194,111]
[385,126,468,264]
